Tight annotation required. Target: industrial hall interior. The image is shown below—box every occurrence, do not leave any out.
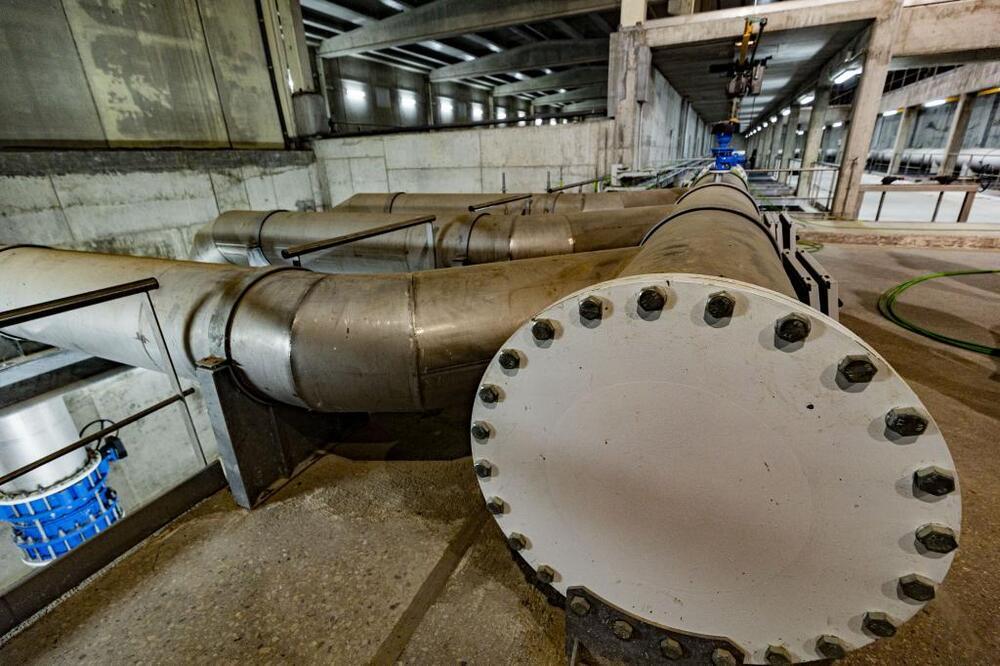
[1,0,999,663]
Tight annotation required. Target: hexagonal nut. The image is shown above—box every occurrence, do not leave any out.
[535,565,555,585]
[531,319,555,341]
[711,648,738,666]
[485,496,504,515]
[915,523,959,554]
[765,644,793,665]
[899,573,937,601]
[498,349,521,370]
[470,421,491,440]
[706,291,736,319]
[815,635,848,659]
[886,407,928,437]
[473,460,493,478]
[507,532,526,551]
[611,619,634,641]
[775,313,811,343]
[568,595,591,616]
[638,287,666,312]
[579,296,603,321]
[863,611,898,638]
[659,636,684,660]
[478,384,500,404]
[913,466,955,496]
[837,354,878,383]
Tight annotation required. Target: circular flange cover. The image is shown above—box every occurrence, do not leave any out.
[471,273,960,664]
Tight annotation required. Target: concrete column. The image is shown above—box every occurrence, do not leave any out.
[760,124,773,169]
[796,85,831,198]
[938,92,975,176]
[780,105,802,182]
[769,117,785,173]
[887,105,917,174]
[668,0,697,14]
[831,2,903,218]
[608,27,651,170]
[621,0,647,26]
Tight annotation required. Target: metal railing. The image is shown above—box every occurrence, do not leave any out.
[744,162,841,212]
[859,181,980,223]
[0,278,207,486]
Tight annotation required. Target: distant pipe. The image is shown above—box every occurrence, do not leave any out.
[333,189,683,215]
[1,172,787,413]
[190,205,677,273]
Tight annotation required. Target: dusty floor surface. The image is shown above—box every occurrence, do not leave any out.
[0,243,997,665]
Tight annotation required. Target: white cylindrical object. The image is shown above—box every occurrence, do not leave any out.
[0,395,87,495]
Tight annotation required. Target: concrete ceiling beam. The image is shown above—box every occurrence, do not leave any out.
[431,39,608,81]
[492,67,608,95]
[893,0,998,59]
[318,0,617,57]
[532,83,608,105]
[562,98,608,113]
[642,0,888,49]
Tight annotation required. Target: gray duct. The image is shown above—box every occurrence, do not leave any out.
[0,173,788,413]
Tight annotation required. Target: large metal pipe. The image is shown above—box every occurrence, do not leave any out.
[190,206,675,273]
[334,189,683,215]
[0,173,788,413]
[0,395,86,495]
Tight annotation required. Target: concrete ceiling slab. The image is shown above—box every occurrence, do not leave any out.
[652,20,870,129]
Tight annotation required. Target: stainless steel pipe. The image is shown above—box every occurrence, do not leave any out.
[334,189,682,215]
[1,173,789,412]
[190,206,675,273]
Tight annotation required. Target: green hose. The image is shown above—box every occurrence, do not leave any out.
[877,269,1000,356]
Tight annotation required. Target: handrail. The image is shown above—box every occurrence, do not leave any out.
[0,278,159,328]
[280,214,437,260]
[467,194,533,211]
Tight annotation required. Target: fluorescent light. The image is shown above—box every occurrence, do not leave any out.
[489,44,502,53]
[543,68,553,75]
[881,109,899,117]
[400,92,417,110]
[832,121,843,128]
[762,121,769,127]
[833,67,862,85]
[381,0,406,9]
[558,88,567,94]
[798,93,815,105]
[770,115,777,123]
[497,108,507,120]
[923,98,947,108]
[345,87,366,102]
[781,107,791,117]
[796,130,805,136]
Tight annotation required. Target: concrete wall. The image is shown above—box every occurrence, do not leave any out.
[0,0,283,148]
[640,67,711,167]
[320,54,533,133]
[0,151,320,259]
[315,120,612,204]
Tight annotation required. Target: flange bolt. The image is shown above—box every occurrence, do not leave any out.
[638,287,666,312]
[775,313,811,343]
[706,291,736,319]
[498,349,521,370]
[913,466,955,496]
[473,460,493,478]
[815,635,848,659]
[507,532,527,551]
[470,421,491,440]
[765,645,793,665]
[838,354,878,383]
[915,523,958,554]
[886,407,928,437]
[568,596,591,616]
[478,385,500,404]
[579,296,603,321]
[659,637,683,660]
[899,573,937,601]
[711,648,737,666]
[536,565,555,584]
[532,319,555,341]
[863,611,898,638]
[611,619,634,640]
[485,497,504,515]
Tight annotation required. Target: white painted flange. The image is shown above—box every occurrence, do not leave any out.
[471,273,960,664]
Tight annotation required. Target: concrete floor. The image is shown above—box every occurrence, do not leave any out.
[1,243,998,665]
